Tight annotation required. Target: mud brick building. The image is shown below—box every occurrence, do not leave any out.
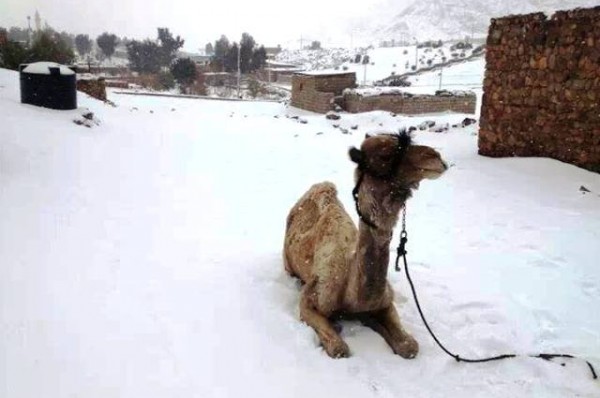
[479,7,600,172]
[291,71,356,113]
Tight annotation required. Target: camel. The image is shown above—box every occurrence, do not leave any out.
[283,132,447,358]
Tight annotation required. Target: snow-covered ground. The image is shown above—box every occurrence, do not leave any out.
[1,67,599,397]
[275,44,479,85]
[405,57,484,94]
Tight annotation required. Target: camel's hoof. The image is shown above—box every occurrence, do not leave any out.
[394,336,419,359]
[325,339,350,358]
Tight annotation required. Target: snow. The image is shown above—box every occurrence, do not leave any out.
[276,44,480,85]
[345,87,475,98]
[1,66,599,397]
[298,70,355,76]
[22,62,75,76]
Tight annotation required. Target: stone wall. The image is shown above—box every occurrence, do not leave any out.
[291,73,356,113]
[77,78,107,102]
[343,91,477,115]
[479,6,600,172]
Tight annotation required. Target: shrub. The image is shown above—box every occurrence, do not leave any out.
[28,31,75,65]
[170,58,197,91]
[0,41,27,70]
[158,71,175,90]
[247,78,265,98]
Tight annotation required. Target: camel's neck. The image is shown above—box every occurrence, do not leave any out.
[348,177,412,303]
[351,221,395,301]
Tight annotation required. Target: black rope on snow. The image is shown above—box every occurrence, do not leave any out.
[394,224,598,379]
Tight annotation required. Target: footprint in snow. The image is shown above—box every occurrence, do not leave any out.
[580,280,599,298]
[528,258,561,269]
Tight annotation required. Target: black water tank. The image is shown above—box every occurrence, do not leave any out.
[20,62,77,110]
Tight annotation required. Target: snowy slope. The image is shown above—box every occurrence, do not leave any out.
[355,0,600,42]
[1,67,599,397]
[276,44,480,85]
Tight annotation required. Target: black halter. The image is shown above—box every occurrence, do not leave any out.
[351,131,411,230]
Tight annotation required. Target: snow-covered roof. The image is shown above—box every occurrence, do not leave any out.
[22,62,75,76]
[265,67,304,73]
[265,60,299,68]
[345,87,411,97]
[296,69,355,77]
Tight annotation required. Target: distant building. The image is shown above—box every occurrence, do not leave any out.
[291,71,356,113]
[176,51,212,67]
[264,45,282,59]
[189,54,212,66]
[261,60,303,84]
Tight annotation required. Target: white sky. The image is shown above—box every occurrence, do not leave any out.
[0,0,393,51]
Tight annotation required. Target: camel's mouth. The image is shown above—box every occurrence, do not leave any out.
[422,160,448,180]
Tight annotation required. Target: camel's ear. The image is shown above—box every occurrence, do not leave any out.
[349,147,364,164]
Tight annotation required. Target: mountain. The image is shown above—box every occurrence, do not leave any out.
[354,0,599,43]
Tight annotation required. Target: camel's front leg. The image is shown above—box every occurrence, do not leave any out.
[361,305,419,359]
[300,283,350,358]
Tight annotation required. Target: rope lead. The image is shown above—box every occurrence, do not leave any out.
[394,209,597,380]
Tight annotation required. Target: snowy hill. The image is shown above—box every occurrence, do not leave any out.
[1,67,600,397]
[355,0,600,42]
[275,43,482,85]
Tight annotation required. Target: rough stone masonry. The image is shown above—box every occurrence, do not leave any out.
[479,6,600,172]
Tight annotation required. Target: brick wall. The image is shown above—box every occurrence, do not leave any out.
[343,92,477,115]
[77,78,107,102]
[479,6,600,172]
[291,73,356,113]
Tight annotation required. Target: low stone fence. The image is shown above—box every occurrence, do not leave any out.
[342,89,477,115]
[105,79,129,89]
[77,77,107,101]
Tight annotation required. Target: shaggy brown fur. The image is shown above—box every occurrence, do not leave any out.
[283,134,446,358]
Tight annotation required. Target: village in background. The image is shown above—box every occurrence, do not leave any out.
[0,9,488,102]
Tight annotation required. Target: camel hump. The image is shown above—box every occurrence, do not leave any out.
[309,181,337,199]
[285,181,339,233]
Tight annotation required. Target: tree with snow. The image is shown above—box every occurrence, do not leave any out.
[126,39,161,74]
[239,32,255,73]
[28,31,75,65]
[75,34,92,57]
[212,35,230,71]
[96,32,118,59]
[224,42,239,73]
[0,40,27,70]
[170,58,197,93]
[205,42,214,56]
[251,45,267,71]
[7,27,28,42]
[157,28,184,68]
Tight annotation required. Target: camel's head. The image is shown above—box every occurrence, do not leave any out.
[349,132,447,188]
[348,132,447,230]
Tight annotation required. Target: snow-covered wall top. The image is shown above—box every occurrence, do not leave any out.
[345,87,475,98]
